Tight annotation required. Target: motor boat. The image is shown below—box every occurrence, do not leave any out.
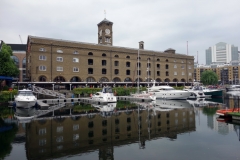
[186,85,222,98]
[91,86,117,103]
[14,89,37,108]
[147,81,191,100]
[131,91,156,101]
[226,85,240,92]
[184,86,208,99]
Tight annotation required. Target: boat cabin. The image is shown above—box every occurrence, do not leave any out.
[101,87,113,93]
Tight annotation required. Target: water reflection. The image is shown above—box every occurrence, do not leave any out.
[22,102,195,160]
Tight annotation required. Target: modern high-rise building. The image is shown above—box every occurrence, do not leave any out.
[205,42,239,65]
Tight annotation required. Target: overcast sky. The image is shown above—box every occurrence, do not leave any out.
[1,0,239,64]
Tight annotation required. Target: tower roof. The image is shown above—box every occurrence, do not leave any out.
[97,18,113,26]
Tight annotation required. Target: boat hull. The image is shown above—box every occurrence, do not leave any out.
[15,99,37,108]
[204,90,223,97]
[151,91,191,100]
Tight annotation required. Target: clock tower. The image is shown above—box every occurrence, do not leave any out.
[97,18,113,46]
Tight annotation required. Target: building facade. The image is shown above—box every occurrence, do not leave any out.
[194,61,240,85]
[205,42,239,65]
[26,19,194,87]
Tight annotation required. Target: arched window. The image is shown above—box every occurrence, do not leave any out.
[157,58,160,61]
[156,78,161,82]
[70,76,81,82]
[173,78,178,82]
[114,55,119,58]
[53,76,65,82]
[86,77,96,82]
[164,78,170,82]
[124,77,132,82]
[166,59,168,62]
[126,56,130,59]
[102,53,106,57]
[99,77,109,82]
[147,58,151,61]
[11,56,19,67]
[113,77,121,82]
[39,76,47,82]
[88,52,93,55]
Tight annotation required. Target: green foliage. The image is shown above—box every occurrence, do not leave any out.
[200,70,218,85]
[0,43,19,77]
[202,107,219,115]
[0,90,18,102]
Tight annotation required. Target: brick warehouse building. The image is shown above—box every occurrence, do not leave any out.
[25,18,194,88]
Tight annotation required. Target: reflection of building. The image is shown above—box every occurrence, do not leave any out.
[26,18,194,86]
[25,107,195,159]
[206,42,239,65]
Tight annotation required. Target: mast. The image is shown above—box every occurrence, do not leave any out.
[137,50,140,93]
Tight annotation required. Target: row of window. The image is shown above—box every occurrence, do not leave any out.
[38,49,191,64]
[38,66,191,76]
[39,56,192,69]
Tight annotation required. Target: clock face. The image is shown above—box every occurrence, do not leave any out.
[105,29,110,35]
[99,30,102,36]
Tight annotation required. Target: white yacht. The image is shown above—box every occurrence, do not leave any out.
[147,81,191,100]
[91,86,117,103]
[14,89,37,108]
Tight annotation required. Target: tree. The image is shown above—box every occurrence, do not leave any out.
[0,43,19,77]
[200,70,218,85]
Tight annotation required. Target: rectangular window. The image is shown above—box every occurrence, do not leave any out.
[73,124,79,131]
[39,48,46,52]
[174,65,177,68]
[57,57,63,62]
[57,66,63,71]
[73,67,79,72]
[57,49,63,53]
[102,60,107,66]
[174,72,177,75]
[181,65,184,69]
[57,126,63,133]
[157,71,160,76]
[73,51,79,54]
[189,72,192,76]
[39,55,46,60]
[56,136,63,143]
[73,134,79,141]
[39,139,46,146]
[39,65,46,71]
[114,61,119,66]
[39,128,47,135]
[73,58,79,63]
[182,72,185,75]
[188,66,192,69]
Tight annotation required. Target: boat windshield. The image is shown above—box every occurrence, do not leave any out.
[102,87,113,93]
[18,91,34,96]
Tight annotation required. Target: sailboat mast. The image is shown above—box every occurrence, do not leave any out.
[137,50,140,93]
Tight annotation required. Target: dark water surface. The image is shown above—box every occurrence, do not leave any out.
[1,98,240,160]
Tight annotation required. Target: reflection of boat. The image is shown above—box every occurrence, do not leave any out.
[92,103,116,112]
[155,99,192,109]
[14,89,37,108]
[148,81,191,100]
[91,87,117,103]
[14,107,36,122]
[187,98,222,107]
[131,91,156,101]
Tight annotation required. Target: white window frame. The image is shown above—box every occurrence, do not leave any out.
[73,134,79,141]
[73,124,79,131]
[73,51,79,54]
[57,126,63,133]
[39,65,46,71]
[57,49,63,53]
[57,57,63,62]
[189,72,192,76]
[39,55,46,60]
[56,136,64,143]
[188,66,192,69]
[181,60,184,63]
[174,64,177,68]
[174,71,177,75]
[73,67,79,72]
[73,58,79,63]
[39,139,46,146]
[39,48,46,52]
[182,72,185,75]
[57,66,63,71]
[181,65,185,69]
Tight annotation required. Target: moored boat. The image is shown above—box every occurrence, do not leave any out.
[91,86,117,103]
[14,89,37,108]
[148,81,191,100]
